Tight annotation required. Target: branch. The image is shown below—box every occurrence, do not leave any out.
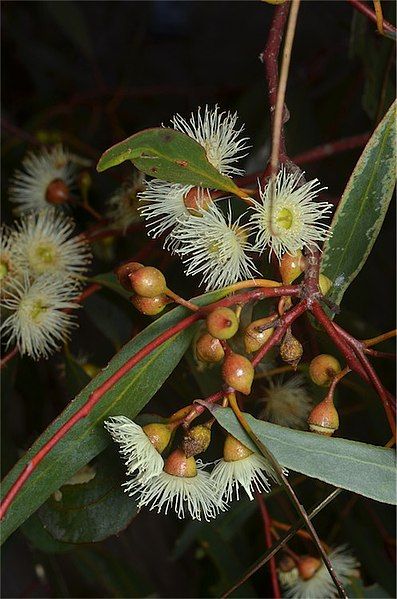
[257,495,281,598]
[223,488,343,598]
[291,133,370,166]
[347,0,397,39]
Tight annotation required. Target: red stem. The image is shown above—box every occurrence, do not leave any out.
[261,3,290,165]
[291,133,370,166]
[347,0,397,38]
[257,495,281,598]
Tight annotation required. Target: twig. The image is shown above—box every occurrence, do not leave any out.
[347,0,397,39]
[257,495,281,598]
[223,487,343,597]
[291,133,370,166]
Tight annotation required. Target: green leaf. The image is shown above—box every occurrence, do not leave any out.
[36,448,137,543]
[90,272,131,300]
[1,288,227,543]
[96,128,245,197]
[202,406,396,505]
[321,100,396,306]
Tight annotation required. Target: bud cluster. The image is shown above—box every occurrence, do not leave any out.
[115,261,169,315]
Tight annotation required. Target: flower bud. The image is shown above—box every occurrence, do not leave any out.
[223,434,253,462]
[115,260,143,290]
[196,332,225,363]
[183,187,212,215]
[164,448,197,478]
[298,556,321,580]
[278,555,299,586]
[319,274,332,296]
[309,354,341,386]
[130,266,167,298]
[280,329,303,367]
[143,422,172,453]
[280,250,305,284]
[244,317,275,353]
[45,178,69,205]
[308,398,339,436]
[131,294,169,315]
[222,353,254,395]
[183,424,212,458]
[82,362,101,378]
[206,307,239,340]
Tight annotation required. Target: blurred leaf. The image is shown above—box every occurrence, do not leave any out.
[346,579,391,598]
[71,546,154,598]
[97,128,245,197]
[202,406,396,504]
[22,513,74,554]
[85,292,133,350]
[91,273,131,300]
[321,100,396,306]
[1,288,227,542]
[350,12,395,121]
[44,1,93,58]
[63,351,91,398]
[37,448,137,543]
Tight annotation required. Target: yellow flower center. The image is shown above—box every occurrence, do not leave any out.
[276,208,293,230]
[32,243,59,273]
[29,300,47,321]
[0,260,8,280]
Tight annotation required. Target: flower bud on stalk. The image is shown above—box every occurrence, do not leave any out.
[308,396,339,436]
[298,556,321,580]
[222,353,254,395]
[309,354,341,386]
[130,266,167,298]
[279,328,303,368]
[196,332,225,363]
[115,261,143,290]
[183,424,212,458]
[244,316,275,353]
[280,250,305,284]
[131,294,169,315]
[206,307,239,340]
[183,187,212,215]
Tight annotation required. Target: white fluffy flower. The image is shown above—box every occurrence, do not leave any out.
[138,180,191,247]
[106,174,145,232]
[9,145,76,214]
[258,375,313,430]
[282,546,360,599]
[250,168,332,260]
[172,201,258,290]
[1,274,80,359]
[0,227,19,293]
[127,449,224,521]
[171,104,250,176]
[211,434,278,502]
[104,416,166,482]
[11,209,91,278]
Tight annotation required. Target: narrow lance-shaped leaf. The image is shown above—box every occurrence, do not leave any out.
[321,100,396,306]
[201,405,396,505]
[96,128,246,198]
[1,288,227,543]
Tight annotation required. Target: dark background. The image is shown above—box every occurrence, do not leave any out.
[2,1,396,598]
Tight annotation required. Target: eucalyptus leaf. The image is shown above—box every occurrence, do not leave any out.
[37,448,138,544]
[96,128,245,197]
[201,405,396,505]
[321,100,396,306]
[1,288,227,543]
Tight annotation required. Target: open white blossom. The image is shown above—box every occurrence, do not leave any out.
[211,434,279,502]
[282,546,360,599]
[106,174,145,232]
[104,416,165,482]
[172,201,258,290]
[9,145,76,214]
[0,227,19,293]
[171,104,250,176]
[11,209,91,279]
[1,274,80,359]
[250,168,332,260]
[127,449,224,521]
[258,375,313,430]
[138,180,192,247]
